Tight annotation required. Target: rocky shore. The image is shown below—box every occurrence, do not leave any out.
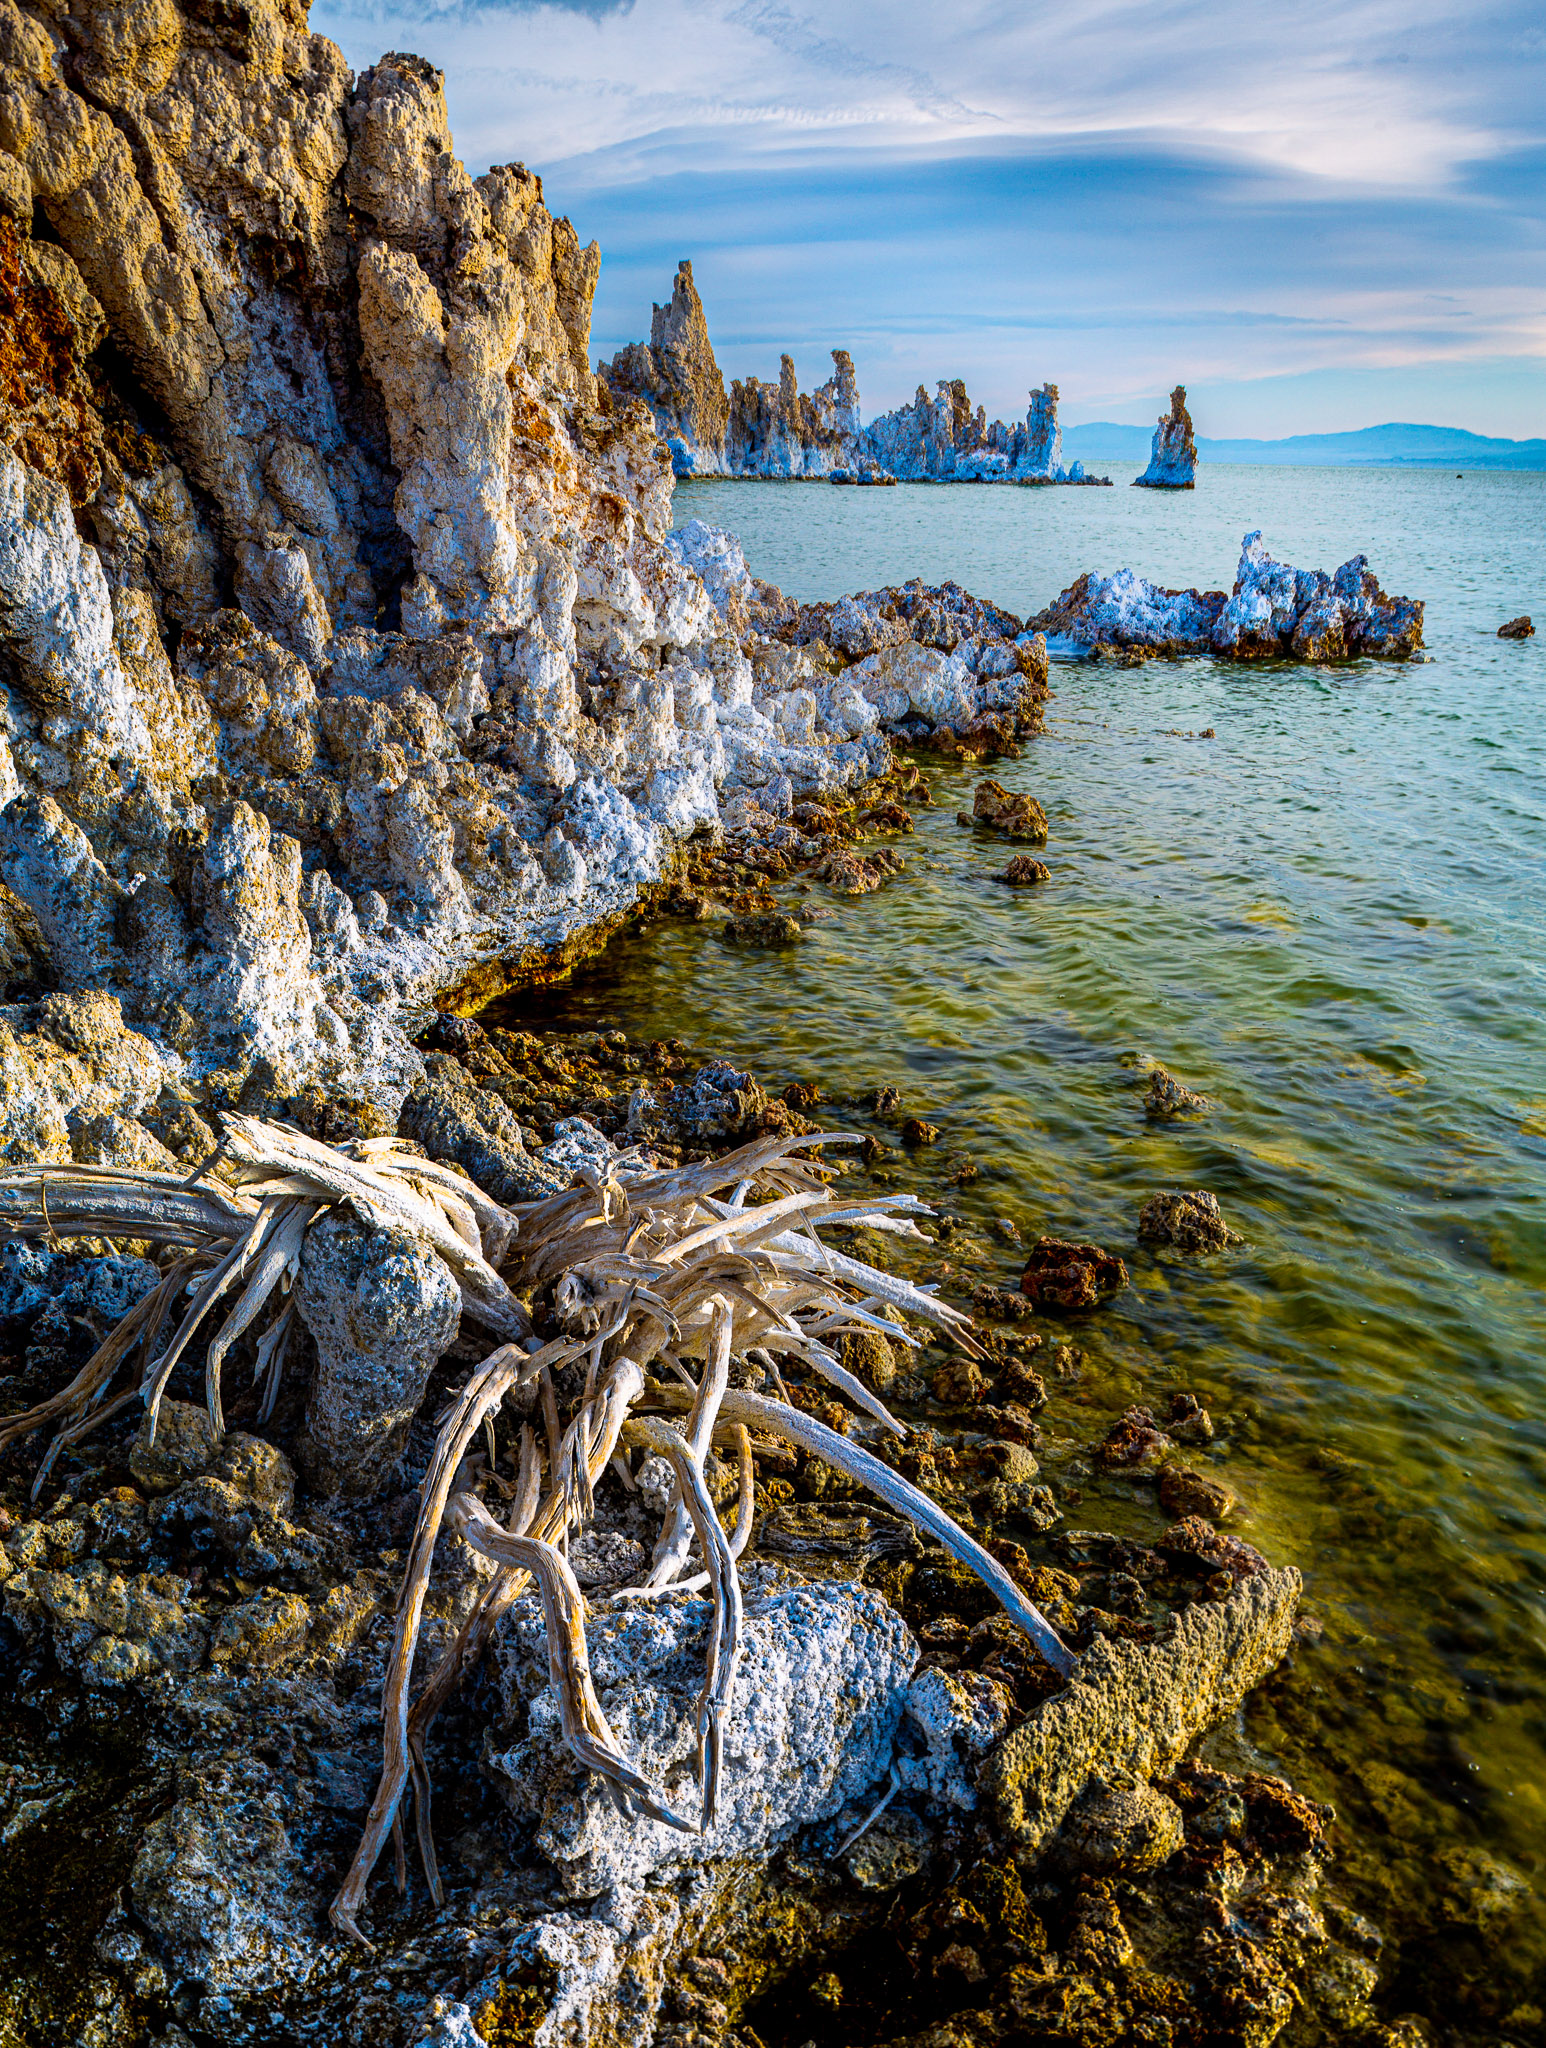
[0,2,1442,2043]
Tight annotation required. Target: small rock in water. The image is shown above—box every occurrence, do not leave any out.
[1137,1189,1243,1253]
[722,912,803,946]
[1497,615,1534,639]
[1020,1236,1128,1312]
[960,778,1048,843]
[1143,1065,1211,1120]
[992,854,1051,885]
[901,1116,940,1146]
[933,1356,988,1406]
[1095,1406,1176,1475]
[1159,1465,1240,1522]
[871,1084,904,1118]
[1166,1391,1216,1444]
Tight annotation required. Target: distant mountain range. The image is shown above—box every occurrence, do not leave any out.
[1060,421,1546,470]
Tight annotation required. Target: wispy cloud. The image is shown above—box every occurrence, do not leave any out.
[314,0,1546,435]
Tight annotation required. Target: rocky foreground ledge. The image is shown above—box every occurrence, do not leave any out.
[0,1021,1413,2048]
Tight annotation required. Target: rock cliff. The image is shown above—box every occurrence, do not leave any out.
[1134,384,1199,488]
[726,348,861,477]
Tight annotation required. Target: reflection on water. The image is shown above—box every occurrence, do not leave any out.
[499,467,1546,2029]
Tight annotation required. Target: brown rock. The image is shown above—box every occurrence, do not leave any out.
[932,1356,988,1405]
[1137,1190,1243,1254]
[1157,1515,1269,1584]
[992,855,1050,885]
[1159,1465,1239,1521]
[962,779,1049,843]
[722,913,803,946]
[599,259,729,474]
[901,1116,940,1146]
[1143,1066,1210,1119]
[1094,1406,1175,1474]
[1497,616,1534,639]
[1020,1237,1128,1313]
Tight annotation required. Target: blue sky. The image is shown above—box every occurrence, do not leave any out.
[313,0,1546,438]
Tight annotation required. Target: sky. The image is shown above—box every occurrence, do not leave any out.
[311,0,1546,439]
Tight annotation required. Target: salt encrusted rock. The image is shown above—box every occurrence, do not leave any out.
[1133,385,1198,488]
[489,1574,916,1897]
[727,350,862,478]
[295,1211,463,1497]
[858,377,1101,485]
[665,517,754,625]
[1032,530,1423,662]
[898,1665,1017,1810]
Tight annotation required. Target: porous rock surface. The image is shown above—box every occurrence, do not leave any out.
[1033,529,1424,661]
[1133,383,1199,488]
[489,1573,916,1897]
[986,1565,1301,1859]
[295,1208,463,1496]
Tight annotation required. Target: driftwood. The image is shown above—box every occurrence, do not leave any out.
[0,1117,1077,1948]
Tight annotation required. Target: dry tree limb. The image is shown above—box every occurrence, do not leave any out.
[632,1418,744,1824]
[329,1337,554,1944]
[447,1492,694,1832]
[711,1388,1077,1679]
[0,1167,258,1245]
[645,1295,732,1589]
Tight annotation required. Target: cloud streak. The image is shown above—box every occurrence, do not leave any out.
[313,0,1546,435]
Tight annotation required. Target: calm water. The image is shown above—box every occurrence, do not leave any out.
[530,468,1546,2032]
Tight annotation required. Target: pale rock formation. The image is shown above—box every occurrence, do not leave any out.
[490,1574,916,1897]
[601,258,729,476]
[0,0,1023,1157]
[1031,530,1424,661]
[1134,385,1199,488]
[726,350,863,477]
[858,378,1097,484]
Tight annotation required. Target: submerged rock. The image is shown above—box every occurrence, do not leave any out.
[1143,1064,1211,1119]
[1032,529,1424,662]
[1133,384,1198,488]
[1498,614,1534,639]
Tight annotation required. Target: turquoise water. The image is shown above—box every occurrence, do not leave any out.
[531,467,1546,2029]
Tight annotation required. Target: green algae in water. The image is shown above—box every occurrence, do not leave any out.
[494,467,1546,2034]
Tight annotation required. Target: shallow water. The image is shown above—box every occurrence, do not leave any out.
[513,466,1546,2030]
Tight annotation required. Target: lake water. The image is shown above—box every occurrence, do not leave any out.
[522,466,1546,2032]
